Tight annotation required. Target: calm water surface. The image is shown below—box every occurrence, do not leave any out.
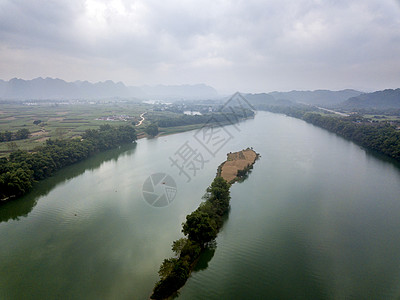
[1,112,400,299]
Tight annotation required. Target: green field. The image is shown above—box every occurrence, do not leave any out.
[363,114,400,121]
[0,102,151,156]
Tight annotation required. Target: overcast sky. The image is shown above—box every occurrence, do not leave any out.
[0,0,399,93]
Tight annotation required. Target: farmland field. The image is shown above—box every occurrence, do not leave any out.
[0,101,151,156]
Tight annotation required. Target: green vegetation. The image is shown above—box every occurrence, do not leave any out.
[151,148,260,299]
[157,124,207,136]
[340,88,400,110]
[236,163,254,179]
[302,113,400,160]
[0,125,136,201]
[145,123,159,137]
[0,128,30,142]
[151,176,231,299]
[0,102,148,156]
[261,105,400,162]
[0,101,254,156]
[146,108,254,128]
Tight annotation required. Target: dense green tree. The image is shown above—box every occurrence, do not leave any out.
[99,124,112,131]
[4,131,12,141]
[145,123,159,137]
[158,258,178,280]
[301,113,400,160]
[151,259,190,299]
[259,105,400,162]
[0,128,30,142]
[171,238,187,256]
[15,128,30,140]
[179,240,202,261]
[146,109,254,128]
[152,173,234,299]
[0,161,33,199]
[182,210,217,245]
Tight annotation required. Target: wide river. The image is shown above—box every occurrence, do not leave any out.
[1,112,400,299]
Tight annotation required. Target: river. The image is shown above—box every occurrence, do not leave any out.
[1,111,400,299]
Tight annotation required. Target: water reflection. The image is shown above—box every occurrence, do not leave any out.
[171,244,217,300]
[364,147,400,170]
[193,242,217,272]
[0,143,137,223]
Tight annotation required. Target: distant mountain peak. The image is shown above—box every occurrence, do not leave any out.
[0,77,219,100]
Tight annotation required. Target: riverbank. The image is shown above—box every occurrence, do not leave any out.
[155,115,255,138]
[260,106,400,162]
[150,148,259,300]
[1,115,254,202]
[0,125,137,202]
[3,111,400,299]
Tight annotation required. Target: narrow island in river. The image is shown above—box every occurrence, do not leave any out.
[150,148,259,300]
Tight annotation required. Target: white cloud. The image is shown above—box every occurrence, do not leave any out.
[0,0,399,92]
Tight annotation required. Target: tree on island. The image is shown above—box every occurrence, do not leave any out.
[151,176,233,300]
[182,210,217,246]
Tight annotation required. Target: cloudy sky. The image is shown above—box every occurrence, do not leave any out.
[0,0,399,93]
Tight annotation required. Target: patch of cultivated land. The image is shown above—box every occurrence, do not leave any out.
[220,148,258,183]
[0,102,150,156]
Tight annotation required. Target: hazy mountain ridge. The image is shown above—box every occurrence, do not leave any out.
[4,78,397,109]
[0,78,219,100]
[340,89,400,109]
[243,93,294,107]
[242,90,364,107]
[269,89,363,106]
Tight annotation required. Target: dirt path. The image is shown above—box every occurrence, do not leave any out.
[136,112,146,127]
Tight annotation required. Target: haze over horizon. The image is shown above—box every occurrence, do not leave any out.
[1,0,399,94]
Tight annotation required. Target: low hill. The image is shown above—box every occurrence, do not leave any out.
[244,93,293,107]
[269,89,363,107]
[340,89,400,109]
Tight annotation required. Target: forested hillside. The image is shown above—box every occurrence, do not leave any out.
[340,89,400,110]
